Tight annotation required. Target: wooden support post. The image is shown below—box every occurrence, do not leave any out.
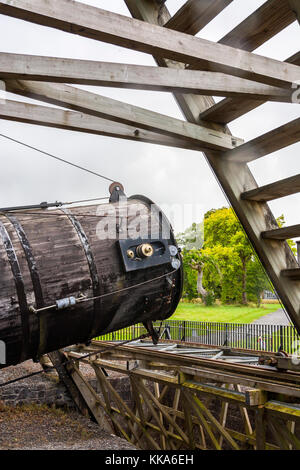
[154,382,166,450]
[234,384,253,439]
[47,351,90,418]
[130,377,161,450]
[182,391,196,449]
[245,389,268,407]
[255,408,266,450]
[67,362,114,433]
[186,391,222,450]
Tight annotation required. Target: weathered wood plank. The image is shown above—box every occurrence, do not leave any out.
[265,401,300,422]
[0,99,201,151]
[68,364,114,433]
[224,118,300,163]
[164,0,233,35]
[0,0,299,88]
[262,225,300,240]
[0,53,292,102]
[200,52,300,124]
[125,0,223,126]
[199,0,300,124]
[281,269,300,280]
[289,0,300,23]
[219,0,297,51]
[241,174,300,202]
[5,80,242,151]
[47,350,91,418]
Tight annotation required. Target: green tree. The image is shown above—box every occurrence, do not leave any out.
[181,249,221,305]
[246,257,270,306]
[178,207,293,306]
[204,208,253,304]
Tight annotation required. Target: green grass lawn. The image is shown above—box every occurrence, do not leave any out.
[170,302,280,324]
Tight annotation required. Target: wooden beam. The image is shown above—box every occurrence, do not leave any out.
[197,0,300,124]
[281,269,300,280]
[125,0,222,126]
[0,53,292,102]
[200,52,300,125]
[164,0,233,35]
[288,52,300,66]
[241,174,300,202]
[0,0,299,88]
[0,99,201,150]
[127,0,300,125]
[4,80,242,151]
[262,225,300,240]
[289,0,300,24]
[219,0,297,51]
[187,0,297,62]
[224,118,300,163]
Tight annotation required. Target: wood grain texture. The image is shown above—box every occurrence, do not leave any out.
[262,225,300,240]
[164,0,233,35]
[200,51,300,124]
[241,174,300,202]
[0,0,299,88]
[0,200,182,365]
[5,80,242,151]
[219,0,296,51]
[281,269,300,280]
[224,118,300,163]
[0,99,201,151]
[0,53,292,102]
[198,0,300,124]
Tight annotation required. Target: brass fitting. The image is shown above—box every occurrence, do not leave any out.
[136,243,154,258]
[127,249,135,259]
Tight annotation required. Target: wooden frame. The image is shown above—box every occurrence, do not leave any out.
[48,340,300,451]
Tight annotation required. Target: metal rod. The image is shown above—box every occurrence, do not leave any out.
[0,201,63,212]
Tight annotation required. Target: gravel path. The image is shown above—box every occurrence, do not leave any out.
[251,308,292,325]
[0,403,136,450]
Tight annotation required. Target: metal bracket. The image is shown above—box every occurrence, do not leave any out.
[118,238,174,272]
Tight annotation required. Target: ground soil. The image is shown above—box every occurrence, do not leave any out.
[0,360,135,450]
[0,403,136,450]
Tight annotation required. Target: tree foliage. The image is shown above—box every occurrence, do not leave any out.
[179,207,272,305]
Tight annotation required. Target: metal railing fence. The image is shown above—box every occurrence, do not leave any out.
[95,320,300,354]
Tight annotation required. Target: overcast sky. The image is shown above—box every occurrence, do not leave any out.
[0,0,299,234]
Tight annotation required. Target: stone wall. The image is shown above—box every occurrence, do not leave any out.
[0,376,75,408]
[0,364,133,409]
